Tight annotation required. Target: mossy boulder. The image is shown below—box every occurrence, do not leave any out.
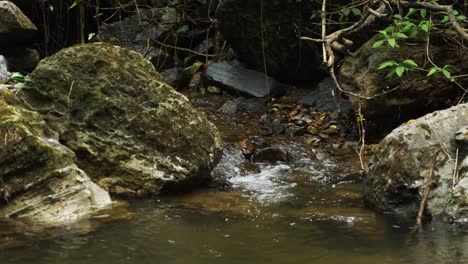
[364,103,468,222]
[0,88,112,224]
[339,34,468,135]
[19,43,223,197]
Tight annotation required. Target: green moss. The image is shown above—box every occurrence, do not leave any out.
[19,43,223,197]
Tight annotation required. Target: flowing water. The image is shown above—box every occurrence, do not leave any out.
[2,94,468,263]
[2,145,468,264]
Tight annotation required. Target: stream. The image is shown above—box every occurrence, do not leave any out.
[1,92,468,264]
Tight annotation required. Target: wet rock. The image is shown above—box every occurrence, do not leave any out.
[0,89,112,225]
[160,67,191,89]
[215,0,323,82]
[321,124,339,135]
[285,126,306,137]
[98,7,178,70]
[235,97,266,113]
[364,103,468,222]
[203,63,287,98]
[339,34,468,134]
[298,78,353,114]
[207,85,221,94]
[0,1,38,47]
[19,43,223,197]
[3,47,40,73]
[218,100,237,115]
[253,147,289,164]
[0,55,9,84]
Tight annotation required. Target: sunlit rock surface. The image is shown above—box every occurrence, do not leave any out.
[365,103,468,222]
[19,43,223,197]
[0,89,111,225]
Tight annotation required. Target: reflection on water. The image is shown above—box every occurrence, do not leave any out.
[2,146,468,264]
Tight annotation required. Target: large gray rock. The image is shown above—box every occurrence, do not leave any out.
[19,43,223,197]
[216,0,323,82]
[364,103,468,222]
[203,63,286,98]
[98,7,178,70]
[0,89,112,225]
[339,34,468,133]
[0,1,38,47]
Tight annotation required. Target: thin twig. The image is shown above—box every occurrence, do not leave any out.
[415,147,441,226]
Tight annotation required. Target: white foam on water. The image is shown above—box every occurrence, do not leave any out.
[228,164,296,203]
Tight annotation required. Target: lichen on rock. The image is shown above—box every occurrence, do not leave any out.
[19,43,223,197]
[364,103,468,222]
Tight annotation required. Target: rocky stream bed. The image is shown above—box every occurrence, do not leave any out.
[2,89,468,264]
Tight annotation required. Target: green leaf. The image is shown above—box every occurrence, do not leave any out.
[442,70,451,80]
[403,59,418,67]
[427,67,439,76]
[177,25,190,34]
[394,14,402,19]
[378,60,397,70]
[68,0,78,10]
[343,8,350,17]
[420,22,429,32]
[10,72,25,83]
[372,40,385,48]
[88,33,96,41]
[351,8,362,16]
[441,15,449,23]
[395,66,405,77]
[378,30,389,37]
[406,8,417,18]
[454,10,459,16]
[386,69,396,78]
[388,38,397,48]
[457,15,467,20]
[393,32,408,39]
[420,9,427,18]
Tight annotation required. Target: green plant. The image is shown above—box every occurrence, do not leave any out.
[10,72,25,83]
[427,65,454,81]
[88,33,96,41]
[378,59,419,78]
[168,0,181,7]
[177,25,190,34]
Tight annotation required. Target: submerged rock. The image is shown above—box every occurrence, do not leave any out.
[19,43,223,197]
[364,103,468,222]
[0,89,111,225]
[0,1,38,47]
[203,63,286,98]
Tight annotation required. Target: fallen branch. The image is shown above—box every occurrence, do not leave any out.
[415,147,441,226]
